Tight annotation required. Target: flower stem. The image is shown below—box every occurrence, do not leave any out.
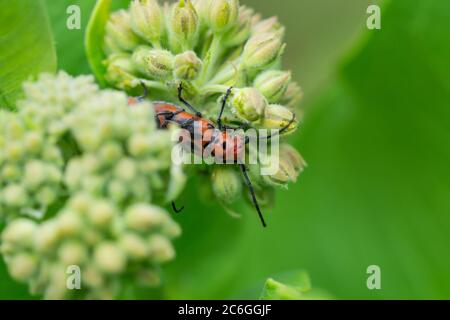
[197,34,224,86]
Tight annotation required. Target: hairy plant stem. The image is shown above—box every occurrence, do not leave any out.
[197,34,224,86]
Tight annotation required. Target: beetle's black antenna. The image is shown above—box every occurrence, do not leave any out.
[171,201,184,213]
[247,114,296,144]
[240,164,267,228]
[137,81,149,102]
[217,87,233,130]
[178,83,203,117]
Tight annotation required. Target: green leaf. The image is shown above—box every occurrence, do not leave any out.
[0,0,56,109]
[85,0,113,86]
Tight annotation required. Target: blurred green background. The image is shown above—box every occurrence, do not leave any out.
[2,0,450,299]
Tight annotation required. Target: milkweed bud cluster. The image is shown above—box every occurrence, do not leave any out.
[0,72,184,299]
[94,0,306,214]
[102,0,302,125]
[1,197,180,299]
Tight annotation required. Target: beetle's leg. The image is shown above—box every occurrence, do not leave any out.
[178,83,202,117]
[217,86,233,131]
[240,164,267,228]
[180,118,195,129]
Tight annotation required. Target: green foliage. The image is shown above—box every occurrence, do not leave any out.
[0,0,56,109]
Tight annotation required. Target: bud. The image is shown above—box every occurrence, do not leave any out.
[130,0,163,45]
[2,184,27,207]
[262,144,306,187]
[231,88,267,122]
[105,54,138,90]
[88,200,115,227]
[94,242,127,274]
[174,51,203,80]
[281,82,303,109]
[171,0,199,46]
[125,204,167,232]
[132,46,174,79]
[254,70,291,103]
[119,233,148,260]
[148,235,176,263]
[105,10,140,52]
[253,16,285,37]
[8,253,38,282]
[223,5,253,47]
[24,161,47,190]
[261,104,298,133]
[208,0,239,33]
[243,32,285,71]
[58,241,88,265]
[211,167,242,204]
[192,0,210,24]
[115,158,137,182]
[280,144,306,175]
[1,219,37,250]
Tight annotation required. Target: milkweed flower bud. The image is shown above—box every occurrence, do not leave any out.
[253,16,285,36]
[223,5,253,47]
[261,144,306,188]
[171,0,199,47]
[174,51,203,80]
[262,157,297,188]
[261,104,298,133]
[211,167,242,204]
[231,87,267,122]
[0,219,37,254]
[282,82,304,109]
[104,54,138,90]
[254,70,291,103]
[125,204,167,232]
[242,32,285,71]
[192,0,210,24]
[280,144,307,175]
[105,10,140,52]
[94,242,127,274]
[208,0,239,33]
[2,184,27,207]
[132,46,174,79]
[7,253,38,282]
[130,0,163,45]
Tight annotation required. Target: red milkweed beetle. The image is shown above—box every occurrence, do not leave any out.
[128,83,295,227]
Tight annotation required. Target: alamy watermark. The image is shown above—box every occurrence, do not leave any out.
[66,5,81,30]
[170,125,281,176]
[66,265,81,290]
[367,265,381,290]
[367,5,381,30]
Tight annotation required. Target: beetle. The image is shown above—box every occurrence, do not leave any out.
[128,83,295,227]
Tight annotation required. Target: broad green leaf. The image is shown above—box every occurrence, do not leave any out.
[0,0,56,109]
